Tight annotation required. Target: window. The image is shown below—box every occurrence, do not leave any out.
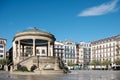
[55,45,57,48]
[26,46,32,54]
[36,49,39,54]
[0,45,3,48]
[42,49,45,54]
[0,41,5,44]
[0,50,3,53]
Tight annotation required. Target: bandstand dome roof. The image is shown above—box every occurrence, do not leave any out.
[13,27,56,42]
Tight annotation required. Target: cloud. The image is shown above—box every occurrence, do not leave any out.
[78,0,119,16]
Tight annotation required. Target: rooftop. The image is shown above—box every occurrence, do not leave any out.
[19,27,51,35]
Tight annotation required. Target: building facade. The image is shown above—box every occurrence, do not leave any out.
[79,42,91,69]
[63,40,76,65]
[0,38,6,59]
[91,35,120,66]
[54,41,64,59]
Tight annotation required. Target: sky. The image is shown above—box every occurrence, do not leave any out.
[0,0,120,50]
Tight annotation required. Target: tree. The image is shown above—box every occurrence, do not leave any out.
[102,59,111,68]
[115,58,120,65]
[90,60,101,69]
[68,61,74,66]
[0,58,10,65]
[0,58,10,70]
[90,60,101,65]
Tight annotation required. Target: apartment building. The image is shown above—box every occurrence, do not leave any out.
[91,35,120,65]
[79,42,91,69]
[63,40,76,65]
[54,41,64,59]
[0,38,6,59]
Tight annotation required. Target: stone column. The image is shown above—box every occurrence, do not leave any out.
[18,40,21,61]
[13,41,18,65]
[53,42,55,57]
[13,41,16,59]
[33,39,36,56]
[3,43,6,59]
[22,45,24,59]
[47,41,50,56]
[47,45,48,56]
[16,42,18,57]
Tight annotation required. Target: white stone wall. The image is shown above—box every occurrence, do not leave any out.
[91,38,118,64]
[36,46,47,56]
[63,40,77,64]
[79,42,91,67]
[0,39,6,59]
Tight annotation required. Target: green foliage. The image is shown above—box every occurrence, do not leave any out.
[102,59,111,66]
[0,59,6,65]
[0,58,10,65]
[68,61,74,66]
[90,60,101,65]
[115,58,120,65]
[17,64,28,72]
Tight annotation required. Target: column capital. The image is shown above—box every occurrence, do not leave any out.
[32,38,36,40]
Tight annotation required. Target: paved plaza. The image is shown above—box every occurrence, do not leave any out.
[0,70,120,80]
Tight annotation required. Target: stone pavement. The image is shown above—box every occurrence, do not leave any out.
[0,70,120,80]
